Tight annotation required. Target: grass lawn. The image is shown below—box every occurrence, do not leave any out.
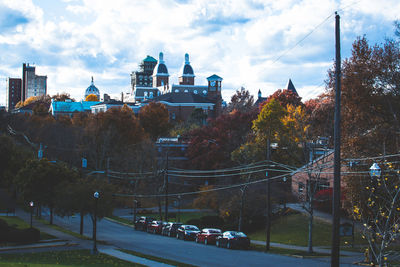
[119,248,197,267]
[0,216,55,240]
[0,249,145,267]
[250,244,331,257]
[247,213,366,248]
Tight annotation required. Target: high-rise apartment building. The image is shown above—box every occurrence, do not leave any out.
[21,63,47,102]
[6,78,22,111]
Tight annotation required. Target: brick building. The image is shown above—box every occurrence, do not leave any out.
[6,78,21,111]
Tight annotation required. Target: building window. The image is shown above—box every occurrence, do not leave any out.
[149,92,153,98]
[144,92,148,97]
[203,90,207,95]
[172,113,176,120]
[184,89,188,93]
[194,90,198,94]
[299,182,305,193]
[175,89,179,93]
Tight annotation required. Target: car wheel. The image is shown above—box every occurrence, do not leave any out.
[227,241,232,249]
[216,240,220,247]
[195,237,199,243]
[204,238,208,245]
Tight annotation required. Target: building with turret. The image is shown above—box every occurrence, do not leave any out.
[130,52,223,122]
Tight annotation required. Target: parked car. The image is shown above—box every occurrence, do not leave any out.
[164,222,183,237]
[216,231,250,249]
[161,222,173,236]
[134,216,155,231]
[176,225,200,240]
[195,228,222,245]
[147,221,167,234]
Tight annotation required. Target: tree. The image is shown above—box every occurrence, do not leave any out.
[226,87,256,113]
[260,89,302,111]
[304,94,334,143]
[186,109,256,170]
[139,102,170,141]
[52,93,75,102]
[15,159,78,224]
[253,98,287,149]
[351,160,400,266]
[83,107,144,170]
[324,31,400,264]
[55,176,115,235]
[85,94,98,101]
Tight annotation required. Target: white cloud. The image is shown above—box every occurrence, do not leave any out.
[0,0,399,106]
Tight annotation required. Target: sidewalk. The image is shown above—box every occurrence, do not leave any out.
[0,208,173,267]
[251,240,362,257]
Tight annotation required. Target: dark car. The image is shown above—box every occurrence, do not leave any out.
[161,222,173,236]
[176,225,200,240]
[163,222,183,237]
[147,221,167,234]
[195,228,222,245]
[134,216,155,231]
[216,231,250,249]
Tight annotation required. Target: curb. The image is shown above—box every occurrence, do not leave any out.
[104,217,134,228]
[0,242,78,252]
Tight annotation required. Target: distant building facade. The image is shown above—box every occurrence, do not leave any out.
[6,78,21,111]
[22,63,47,102]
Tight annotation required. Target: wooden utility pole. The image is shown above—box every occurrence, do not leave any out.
[265,138,271,251]
[164,152,169,222]
[331,12,342,267]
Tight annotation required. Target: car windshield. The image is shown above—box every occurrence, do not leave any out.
[209,230,221,233]
[186,226,199,231]
[231,232,247,237]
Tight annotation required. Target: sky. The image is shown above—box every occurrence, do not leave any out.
[0,0,399,106]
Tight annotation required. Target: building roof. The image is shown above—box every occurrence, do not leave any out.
[85,77,100,98]
[146,92,214,104]
[207,74,223,81]
[143,55,157,62]
[287,79,298,95]
[50,100,100,114]
[153,52,169,76]
[180,53,195,77]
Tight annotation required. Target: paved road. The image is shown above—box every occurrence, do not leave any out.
[41,211,359,267]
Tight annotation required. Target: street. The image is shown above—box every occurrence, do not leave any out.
[45,211,358,267]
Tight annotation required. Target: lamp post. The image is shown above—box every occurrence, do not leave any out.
[92,191,99,255]
[29,201,34,228]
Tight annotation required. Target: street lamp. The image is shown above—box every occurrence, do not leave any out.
[29,201,34,228]
[92,191,99,255]
[369,163,381,178]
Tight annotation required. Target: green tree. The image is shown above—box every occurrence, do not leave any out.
[55,176,115,235]
[16,159,78,224]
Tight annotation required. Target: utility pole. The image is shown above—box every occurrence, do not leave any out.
[331,12,342,267]
[106,157,110,183]
[164,152,169,222]
[265,138,271,251]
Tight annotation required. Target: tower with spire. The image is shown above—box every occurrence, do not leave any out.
[152,52,169,91]
[179,53,195,85]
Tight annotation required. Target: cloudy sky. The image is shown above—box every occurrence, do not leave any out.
[0,0,399,106]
